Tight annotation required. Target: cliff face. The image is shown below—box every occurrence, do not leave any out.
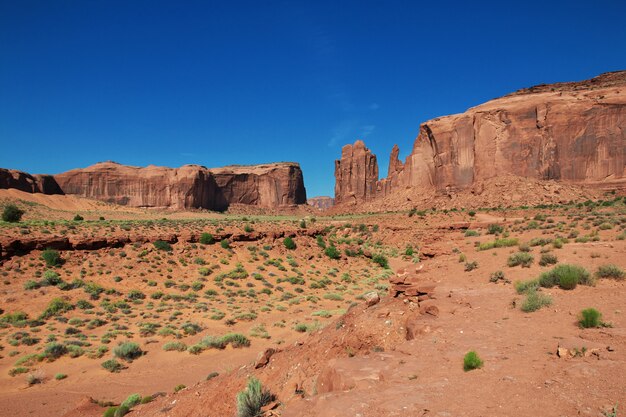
[2,162,307,211]
[334,140,379,204]
[53,162,218,209]
[335,71,626,204]
[208,163,307,211]
[0,169,63,195]
[307,196,335,210]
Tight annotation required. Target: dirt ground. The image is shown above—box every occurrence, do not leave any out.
[0,191,625,417]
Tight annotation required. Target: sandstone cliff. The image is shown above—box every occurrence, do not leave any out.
[334,140,379,205]
[0,168,63,195]
[1,161,307,211]
[307,196,335,210]
[335,71,626,205]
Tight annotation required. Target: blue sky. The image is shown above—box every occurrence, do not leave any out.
[1,1,625,197]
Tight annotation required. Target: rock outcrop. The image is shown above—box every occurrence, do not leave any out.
[334,140,379,204]
[0,168,63,195]
[1,162,307,211]
[335,71,626,205]
[209,163,306,211]
[307,196,335,210]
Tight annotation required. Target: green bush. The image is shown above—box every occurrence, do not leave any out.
[2,204,25,222]
[121,393,141,409]
[41,249,62,267]
[54,373,67,380]
[507,252,534,268]
[73,214,84,221]
[102,359,124,373]
[163,342,187,352]
[487,224,503,235]
[372,254,389,268]
[220,239,231,249]
[596,264,625,280]
[521,289,552,312]
[153,240,172,252]
[43,342,67,360]
[478,238,518,251]
[41,270,62,286]
[199,233,214,245]
[539,264,592,289]
[113,342,143,361]
[579,308,602,328]
[236,377,275,417]
[538,253,558,267]
[324,245,341,260]
[283,237,296,250]
[316,235,326,248]
[39,298,74,319]
[464,230,480,237]
[463,351,483,371]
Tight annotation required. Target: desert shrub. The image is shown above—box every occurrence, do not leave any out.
[487,224,503,235]
[463,351,483,371]
[2,204,25,222]
[39,298,73,319]
[596,264,625,280]
[468,210,476,217]
[41,270,62,286]
[324,245,341,260]
[283,237,296,250]
[43,342,67,360]
[181,322,203,335]
[372,254,389,268]
[174,384,186,393]
[41,249,62,267]
[102,359,124,373]
[294,323,308,332]
[464,261,478,272]
[127,290,145,300]
[153,240,172,252]
[163,342,187,352]
[113,342,143,361]
[316,235,326,248]
[538,253,558,267]
[507,252,533,268]
[521,289,552,312]
[244,224,253,233]
[206,371,219,380]
[579,308,602,328]
[187,344,204,355]
[220,239,231,249]
[236,377,275,417]
[199,233,214,245]
[478,238,518,251]
[121,393,142,409]
[464,230,480,237]
[54,373,67,380]
[489,270,506,283]
[221,333,251,348]
[73,214,84,221]
[539,264,592,289]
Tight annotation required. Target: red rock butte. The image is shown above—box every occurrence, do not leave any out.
[0,161,307,211]
[334,71,626,205]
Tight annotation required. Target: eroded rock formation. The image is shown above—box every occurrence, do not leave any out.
[335,71,626,204]
[0,169,63,195]
[1,162,307,211]
[334,140,379,204]
[307,196,335,210]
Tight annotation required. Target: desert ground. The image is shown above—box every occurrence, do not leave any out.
[0,189,625,417]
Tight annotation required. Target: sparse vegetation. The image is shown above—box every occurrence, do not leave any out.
[507,252,534,268]
[463,351,483,371]
[596,264,625,280]
[236,377,275,417]
[2,204,25,222]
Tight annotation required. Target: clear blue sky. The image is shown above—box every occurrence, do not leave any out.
[1,1,625,197]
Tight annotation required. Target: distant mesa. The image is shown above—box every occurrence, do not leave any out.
[0,161,307,211]
[334,70,626,206]
[307,196,335,210]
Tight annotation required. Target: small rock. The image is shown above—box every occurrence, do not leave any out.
[364,291,380,307]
